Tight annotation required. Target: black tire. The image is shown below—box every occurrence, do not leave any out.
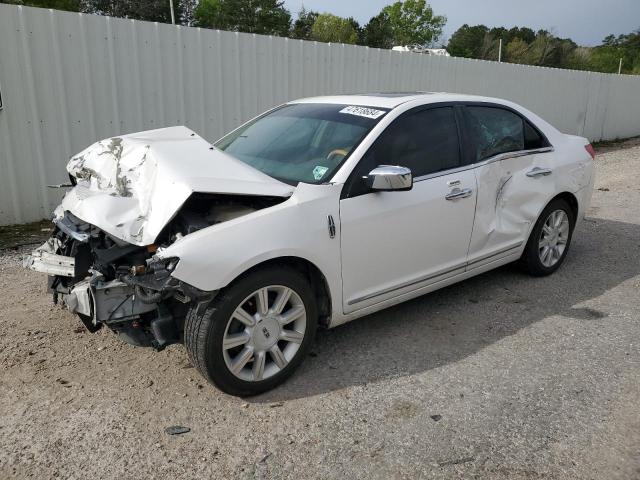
[184,266,318,396]
[519,198,576,276]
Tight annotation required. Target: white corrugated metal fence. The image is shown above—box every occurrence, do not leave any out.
[1,4,639,225]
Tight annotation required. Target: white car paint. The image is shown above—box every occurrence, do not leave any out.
[340,168,477,313]
[155,93,594,327]
[468,135,592,266]
[162,182,344,318]
[55,92,593,329]
[63,126,293,246]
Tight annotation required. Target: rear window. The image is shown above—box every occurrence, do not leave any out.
[465,106,524,162]
[524,121,546,149]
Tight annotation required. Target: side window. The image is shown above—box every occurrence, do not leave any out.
[465,107,524,162]
[524,121,546,150]
[366,107,461,178]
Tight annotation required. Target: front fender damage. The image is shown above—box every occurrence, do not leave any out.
[59,256,215,346]
[25,192,287,350]
[25,125,294,351]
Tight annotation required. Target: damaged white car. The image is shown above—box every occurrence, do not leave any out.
[26,93,595,396]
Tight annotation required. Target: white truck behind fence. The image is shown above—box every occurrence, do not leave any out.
[1,4,639,225]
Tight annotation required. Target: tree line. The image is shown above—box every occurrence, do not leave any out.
[2,0,638,74]
[448,24,640,75]
[1,0,447,46]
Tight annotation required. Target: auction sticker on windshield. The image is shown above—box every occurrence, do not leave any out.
[313,165,329,180]
[339,106,386,119]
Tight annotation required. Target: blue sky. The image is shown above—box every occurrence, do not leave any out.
[283,0,640,46]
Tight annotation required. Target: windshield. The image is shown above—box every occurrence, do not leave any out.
[215,103,389,185]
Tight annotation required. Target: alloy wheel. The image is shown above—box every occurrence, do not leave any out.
[538,209,570,267]
[222,285,307,382]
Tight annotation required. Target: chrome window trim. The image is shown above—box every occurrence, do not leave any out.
[412,146,554,183]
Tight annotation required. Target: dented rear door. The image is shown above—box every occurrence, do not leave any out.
[468,150,556,268]
[462,105,556,269]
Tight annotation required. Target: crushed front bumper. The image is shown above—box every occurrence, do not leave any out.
[62,277,157,322]
[25,235,210,349]
[25,240,157,327]
[23,238,75,277]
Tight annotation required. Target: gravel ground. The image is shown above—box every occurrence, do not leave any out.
[1,145,640,479]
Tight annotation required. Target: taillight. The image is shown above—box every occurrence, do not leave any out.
[585,144,595,159]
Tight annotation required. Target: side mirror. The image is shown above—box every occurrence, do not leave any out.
[364,165,413,192]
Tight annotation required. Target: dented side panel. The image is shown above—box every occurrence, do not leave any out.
[468,140,592,266]
[469,152,555,262]
[157,183,344,322]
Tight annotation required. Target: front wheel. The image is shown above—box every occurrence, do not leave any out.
[184,266,317,396]
[519,198,576,276]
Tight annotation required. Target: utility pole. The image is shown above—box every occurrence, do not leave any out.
[169,0,175,24]
[618,58,623,74]
[498,38,502,62]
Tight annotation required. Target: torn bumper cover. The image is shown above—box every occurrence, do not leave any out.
[24,232,209,349]
[24,238,75,277]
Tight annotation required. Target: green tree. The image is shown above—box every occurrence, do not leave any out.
[527,31,558,66]
[448,24,585,69]
[448,24,539,60]
[589,30,640,74]
[6,0,200,25]
[82,0,181,23]
[554,38,579,67]
[507,26,535,44]
[180,0,198,25]
[2,0,80,12]
[565,46,590,70]
[310,13,358,44]
[478,31,499,60]
[505,37,530,64]
[447,23,640,74]
[586,45,623,73]
[363,12,394,49]
[381,0,446,46]
[347,16,365,45]
[290,7,318,40]
[193,0,219,27]
[446,24,488,58]
[194,0,291,36]
[624,30,640,73]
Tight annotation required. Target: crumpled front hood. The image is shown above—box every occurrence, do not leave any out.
[61,126,294,246]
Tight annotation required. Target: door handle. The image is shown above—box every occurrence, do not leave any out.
[445,187,473,200]
[526,167,553,178]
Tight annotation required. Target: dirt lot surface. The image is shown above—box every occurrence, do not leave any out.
[592,135,640,154]
[1,145,640,479]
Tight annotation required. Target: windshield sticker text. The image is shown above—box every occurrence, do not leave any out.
[339,106,386,119]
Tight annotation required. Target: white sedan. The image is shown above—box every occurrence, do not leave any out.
[26,93,595,395]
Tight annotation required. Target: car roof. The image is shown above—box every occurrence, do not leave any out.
[290,92,508,109]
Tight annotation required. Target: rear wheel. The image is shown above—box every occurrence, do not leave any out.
[184,266,317,396]
[519,198,575,276]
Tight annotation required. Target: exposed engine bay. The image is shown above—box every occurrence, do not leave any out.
[25,193,285,349]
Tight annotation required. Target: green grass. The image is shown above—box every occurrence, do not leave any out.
[592,135,640,152]
[0,219,52,250]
